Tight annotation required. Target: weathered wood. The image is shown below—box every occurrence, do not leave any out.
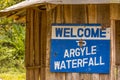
[110,4,120,20]
[71,73,79,80]
[97,4,110,25]
[45,5,58,80]
[88,4,97,23]
[72,5,86,23]
[25,9,31,80]
[99,74,110,80]
[34,10,40,80]
[64,5,72,23]
[56,5,63,23]
[80,73,91,80]
[40,10,47,80]
[26,9,35,80]
[29,9,35,80]
[17,16,26,23]
[65,73,72,80]
[115,20,120,65]
[110,20,116,80]
[25,4,119,80]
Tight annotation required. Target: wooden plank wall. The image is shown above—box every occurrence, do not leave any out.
[25,4,120,80]
[25,8,47,80]
[45,4,111,80]
[115,20,120,80]
[110,4,120,80]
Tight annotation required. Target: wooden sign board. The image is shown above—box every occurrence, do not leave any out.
[50,24,110,73]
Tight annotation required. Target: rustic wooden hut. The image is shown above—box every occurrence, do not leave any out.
[0,0,120,80]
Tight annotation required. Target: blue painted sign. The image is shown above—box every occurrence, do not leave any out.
[50,24,110,73]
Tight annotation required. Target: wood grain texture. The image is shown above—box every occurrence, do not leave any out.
[80,73,91,80]
[110,4,120,20]
[29,9,35,80]
[72,5,86,24]
[34,10,40,80]
[97,4,110,25]
[88,4,97,23]
[110,20,116,80]
[25,9,31,80]
[115,20,120,65]
[40,10,47,80]
[24,4,119,80]
[46,5,58,80]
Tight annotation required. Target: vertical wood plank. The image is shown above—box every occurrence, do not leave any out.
[45,9,51,80]
[72,5,86,24]
[100,74,110,80]
[64,5,72,23]
[115,20,120,65]
[25,9,30,80]
[56,5,63,23]
[110,20,116,80]
[97,4,110,26]
[88,4,97,23]
[29,9,35,80]
[80,73,91,80]
[25,9,35,80]
[72,73,79,80]
[115,20,120,80]
[34,10,40,80]
[46,5,58,80]
[110,4,120,20]
[40,10,47,80]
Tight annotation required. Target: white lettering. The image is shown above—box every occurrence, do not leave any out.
[94,57,99,66]
[83,58,88,67]
[54,56,105,70]
[86,47,91,55]
[75,48,80,56]
[77,59,83,67]
[70,49,75,57]
[100,56,105,65]
[54,61,60,70]
[91,46,97,55]
[60,61,66,69]
[66,60,72,69]
[64,49,69,58]
[88,57,94,66]
[80,47,85,56]
[72,59,77,68]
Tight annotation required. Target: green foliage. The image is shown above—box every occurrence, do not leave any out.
[0,0,24,9]
[0,0,25,73]
[0,18,25,73]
